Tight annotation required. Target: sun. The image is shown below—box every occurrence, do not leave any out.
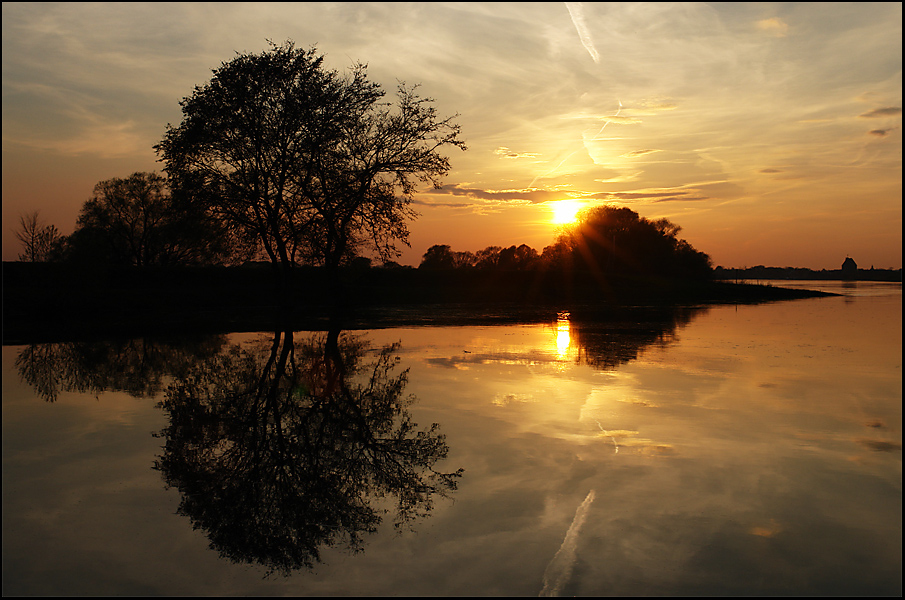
[550,200,583,225]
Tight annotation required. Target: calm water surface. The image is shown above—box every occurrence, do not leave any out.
[2,281,901,596]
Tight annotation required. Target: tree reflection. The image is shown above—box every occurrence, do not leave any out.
[568,306,707,370]
[153,328,463,575]
[15,335,226,402]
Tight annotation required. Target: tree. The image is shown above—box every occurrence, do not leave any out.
[474,246,502,269]
[419,244,456,269]
[156,40,465,287]
[418,244,475,269]
[15,210,62,262]
[497,244,538,270]
[555,206,712,279]
[70,172,237,267]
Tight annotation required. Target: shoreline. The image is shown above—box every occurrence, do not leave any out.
[2,262,838,345]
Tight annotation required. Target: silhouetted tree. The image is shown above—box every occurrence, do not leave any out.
[552,206,712,279]
[497,244,539,270]
[156,40,465,288]
[14,210,62,262]
[474,245,502,269]
[67,172,237,266]
[419,244,457,269]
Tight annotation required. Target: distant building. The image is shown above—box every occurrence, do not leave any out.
[841,256,858,279]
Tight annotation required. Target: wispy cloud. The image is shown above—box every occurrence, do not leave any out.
[749,519,784,538]
[755,17,789,37]
[564,2,599,63]
[621,149,661,158]
[859,107,902,118]
[585,189,710,203]
[856,439,902,452]
[494,146,541,159]
[432,184,562,205]
[599,115,641,125]
[3,121,147,159]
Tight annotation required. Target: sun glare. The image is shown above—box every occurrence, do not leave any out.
[550,200,582,225]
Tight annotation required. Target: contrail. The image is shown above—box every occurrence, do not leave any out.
[539,490,597,597]
[593,101,623,138]
[527,102,622,189]
[565,2,600,63]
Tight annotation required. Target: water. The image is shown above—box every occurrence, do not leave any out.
[2,281,901,596]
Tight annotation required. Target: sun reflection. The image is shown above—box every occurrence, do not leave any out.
[554,311,572,358]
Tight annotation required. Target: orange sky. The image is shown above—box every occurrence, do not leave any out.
[2,2,901,269]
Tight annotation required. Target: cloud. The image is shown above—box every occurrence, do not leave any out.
[584,189,709,203]
[749,519,783,538]
[411,199,473,209]
[755,17,789,37]
[856,439,902,452]
[559,111,640,125]
[858,107,902,118]
[621,149,660,158]
[627,100,678,115]
[564,2,599,64]
[494,146,541,159]
[434,184,562,204]
[3,119,148,159]
[431,182,715,207]
[868,128,894,137]
[759,168,782,173]
[600,115,642,125]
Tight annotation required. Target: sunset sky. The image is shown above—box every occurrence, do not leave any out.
[2,2,901,269]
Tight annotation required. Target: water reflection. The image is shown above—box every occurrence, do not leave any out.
[554,311,572,358]
[14,328,463,576]
[14,335,227,402]
[154,328,462,575]
[5,289,900,595]
[554,306,707,369]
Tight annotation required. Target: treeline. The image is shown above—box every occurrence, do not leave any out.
[417,205,713,280]
[16,177,713,283]
[15,172,245,268]
[713,265,902,282]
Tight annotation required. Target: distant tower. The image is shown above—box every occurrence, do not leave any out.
[841,256,858,280]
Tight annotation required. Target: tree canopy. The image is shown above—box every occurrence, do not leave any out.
[63,172,236,267]
[156,40,465,282]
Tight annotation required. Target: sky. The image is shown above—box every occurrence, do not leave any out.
[2,2,901,269]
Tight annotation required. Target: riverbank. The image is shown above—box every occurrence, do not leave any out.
[2,262,836,344]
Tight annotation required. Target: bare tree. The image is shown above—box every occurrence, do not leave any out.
[15,210,61,262]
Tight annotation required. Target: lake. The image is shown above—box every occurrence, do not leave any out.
[2,281,901,596]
